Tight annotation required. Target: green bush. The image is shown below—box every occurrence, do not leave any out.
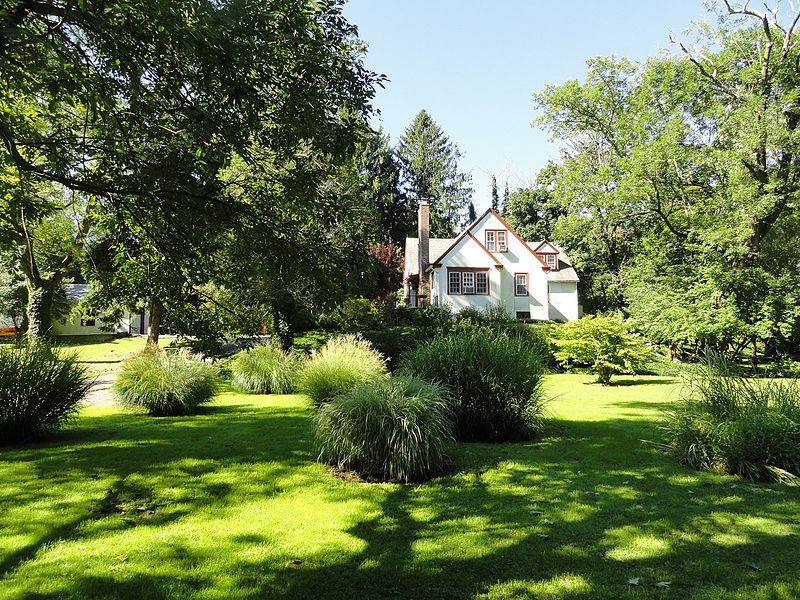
[0,344,90,443]
[231,344,302,394]
[361,325,435,371]
[296,334,387,405]
[400,326,548,442]
[331,297,381,331]
[550,314,654,384]
[313,376,453,482]
[292,330,335,354]
[113,349,219,416]
[662,351,800,482]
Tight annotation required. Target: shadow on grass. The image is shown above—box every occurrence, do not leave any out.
[1,395,799,599]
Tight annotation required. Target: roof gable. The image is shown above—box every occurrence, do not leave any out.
[533,240,560,254]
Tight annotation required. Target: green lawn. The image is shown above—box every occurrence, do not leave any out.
[57,336,170,375]
[1,375,799,599]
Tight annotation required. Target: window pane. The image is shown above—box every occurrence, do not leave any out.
[515,274,527,295]
[485,231,495,252]
[448,271,461,294]
[547,255,556,268]
[462,272,474,293]
[498,231,507,251]
[476,272,488,294]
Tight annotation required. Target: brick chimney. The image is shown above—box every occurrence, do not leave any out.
[417,199,430,303]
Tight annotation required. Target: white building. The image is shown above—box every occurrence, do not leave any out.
[1,283,150,337]
[403,202,580,321]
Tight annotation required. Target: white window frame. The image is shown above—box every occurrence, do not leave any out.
[515,273,528,296]
[448,271,461,295]
[497,230,507,252]
[546,254,557,269]
[475,272,488,295]
[462,272,475,295]
[485,230,496,252]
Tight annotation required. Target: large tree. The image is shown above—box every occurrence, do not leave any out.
[0,0,380,341]
[396,110,473,237]
[533,2,800,358]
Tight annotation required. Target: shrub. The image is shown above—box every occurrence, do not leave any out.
[113,349,219,416]
[361,325,435,371]
[0,344,90,443]
[296,335,387,405]
[661,351,800,482]
[313,376,453,483]
[400,326,548,442]
[231,344,302,394]
[331,297,381,331]
[550,314,654,384]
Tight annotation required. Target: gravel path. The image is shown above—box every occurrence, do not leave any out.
[83,374,115,406]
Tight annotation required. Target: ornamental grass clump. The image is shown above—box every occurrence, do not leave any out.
[296,334,387,405]
[0,343,90,443]
[662,350,800,482]
[400,326,548,442]
[113,349,219,416]
[313,376,453,483]
[231,344,302,394]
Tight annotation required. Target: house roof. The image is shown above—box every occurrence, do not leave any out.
[404,237,457,276]
[527,241,580,282]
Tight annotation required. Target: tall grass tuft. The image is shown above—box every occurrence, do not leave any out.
[113,349,219,416]
[662,350,800,482]
[400,325,548,442]
[0,343,90,443]
[313,376,453,482]
[296,334,387,405]
[231,344,302,394]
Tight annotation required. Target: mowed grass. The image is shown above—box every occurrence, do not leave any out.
[1,375,799,599]
[57,336,171,375]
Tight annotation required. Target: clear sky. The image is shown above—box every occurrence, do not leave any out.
[343,0,713,211]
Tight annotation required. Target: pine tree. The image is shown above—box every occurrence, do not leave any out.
[467,202,478,224]
[396,110,473,237]
[502,180,509,215]
[491,175,500,212]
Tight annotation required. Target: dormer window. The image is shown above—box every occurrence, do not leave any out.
[485,230,507,252]
[545,254,557,270]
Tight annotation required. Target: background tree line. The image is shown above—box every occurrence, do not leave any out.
[504,1,800,363]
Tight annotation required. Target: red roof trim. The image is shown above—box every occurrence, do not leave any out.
[431,209,495,268]
[533,240,560,254]
[468,232,502,266]
[488,209,550,269]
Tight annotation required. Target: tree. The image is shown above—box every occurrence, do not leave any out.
[0,0,380,342]
[353,128,410,245]
[503,164,565,241]
[533,2,800,356]
[396,110,473,237]
[502,180,509,216]
[550,315,654,384]
[466,202,478,225]
[491,175,500,212]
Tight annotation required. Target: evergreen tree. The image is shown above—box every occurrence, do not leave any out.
[396,110,473,237]
[502,180,509,215]
[467,202,478,225]
[491,175,500,212]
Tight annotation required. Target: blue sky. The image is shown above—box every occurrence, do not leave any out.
[343,0,712,211]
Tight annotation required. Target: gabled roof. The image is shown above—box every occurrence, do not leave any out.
[404,237,457,277]
[532,240,560,254]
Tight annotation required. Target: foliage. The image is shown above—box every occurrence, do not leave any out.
[396,110,473,237]
[490,175,500,212]
[0,344,89,443]
[313,376,453,483]
[330,298,381,331]
[400,326,547,441]
[361,325,436,371]
[550,315,653,384]
[231,345,302,395]
[292,330,336,354]
[454,304,553,362]
[662,351,800,482]
[296,335,387,405]
[533,6,800,353]
[503,164,565,242]
[113,350,219,416]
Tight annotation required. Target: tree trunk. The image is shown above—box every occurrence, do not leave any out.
[25,281,59,343]
[147,298,164,347]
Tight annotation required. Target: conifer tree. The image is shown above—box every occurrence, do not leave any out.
[396,110,473,237]
[491,175,500,212]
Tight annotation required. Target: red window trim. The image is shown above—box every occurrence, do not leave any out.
[514,272,528,296]
[485,229,508,253]
[447,267,490,295]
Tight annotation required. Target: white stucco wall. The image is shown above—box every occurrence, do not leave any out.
[548,281,579,322]
[431,213,562,319]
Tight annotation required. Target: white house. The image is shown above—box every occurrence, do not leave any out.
[403,201,580,321]
[1,283,150,337]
